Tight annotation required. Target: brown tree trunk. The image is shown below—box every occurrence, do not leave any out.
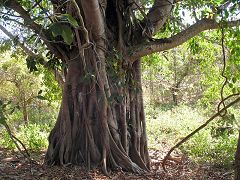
[235,130,240,180]
[45,47,150,173]
[44,0,150,174]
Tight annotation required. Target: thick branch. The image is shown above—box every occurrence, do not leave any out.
[146,0,174,35]
[0,24,64,87]
[129,18,240,62]
[80,0,105,38]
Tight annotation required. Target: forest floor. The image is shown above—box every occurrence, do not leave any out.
[0,147,234,180]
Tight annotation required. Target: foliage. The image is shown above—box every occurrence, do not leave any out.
[40,67,62,103]
[143,32,240,167]
[0,123,51,150]
[146,104,239,167]
[183,130,237,168]
[0,52,42,121]
[142,34,225,107]
[146,105,206,148]
[0,52,59,151]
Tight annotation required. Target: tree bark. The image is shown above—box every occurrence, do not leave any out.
[3,0,240,176]
[45,45,150,173]
[44,0,151,174]
[171,85,179,106]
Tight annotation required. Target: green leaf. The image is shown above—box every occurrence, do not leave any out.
[26,56,38,72]
[48,23,74,45]
[232,77,237,83]
[61,14,79,28]
[224,9,229,18]
[232,87,237,94]
[238,87,240,92]
[49,22,63,37]
[231,48,235,55]
[61,25,74,45]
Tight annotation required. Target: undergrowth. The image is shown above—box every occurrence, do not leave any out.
[145,104,239,168]
[0,123,52,151]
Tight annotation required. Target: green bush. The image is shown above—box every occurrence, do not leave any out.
[0,129,16,149]
[182,131,237,168]
[0,123,51,151]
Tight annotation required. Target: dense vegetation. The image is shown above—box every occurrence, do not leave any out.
[1,0,240,179]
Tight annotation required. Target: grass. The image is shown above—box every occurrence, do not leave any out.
[145,104,239,168]
[145,105,205,148]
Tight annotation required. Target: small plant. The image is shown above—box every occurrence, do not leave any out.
[0,130,15,149]
[17,124,49,150]
[146,105,205,148]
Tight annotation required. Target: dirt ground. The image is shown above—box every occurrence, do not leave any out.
[0,148,234,179]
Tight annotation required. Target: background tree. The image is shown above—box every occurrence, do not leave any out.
[1,0,240,174]
[0,51,42,124]
[142,35,223,107]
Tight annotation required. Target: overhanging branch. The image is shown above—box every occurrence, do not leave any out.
[4,0,65,60]
[129,18,240,62]
[0,24,36,57]
[0,24,64,87]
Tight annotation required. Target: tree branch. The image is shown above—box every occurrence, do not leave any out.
[129,18,240,62]
[1,17,25,26]
[0,24,35,55]
[4,0,66,60]
[0,24,64,87]
[145,0,174,35]
[80,0,105,38]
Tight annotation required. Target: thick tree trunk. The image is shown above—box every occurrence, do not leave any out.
[44,0,151,174]
[235,130,240,180]
[45,47,150,173]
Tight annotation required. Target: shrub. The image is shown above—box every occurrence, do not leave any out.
[0,123,51,151]
[182,131,237,168]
